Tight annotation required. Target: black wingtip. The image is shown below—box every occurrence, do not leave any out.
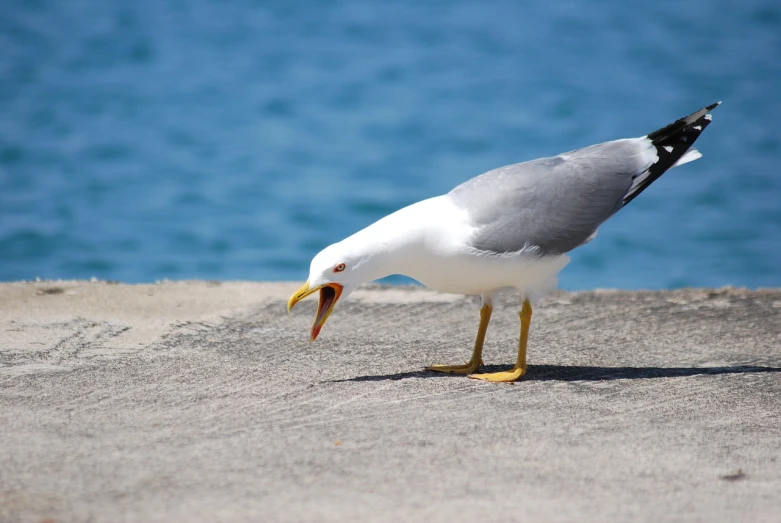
[647,101,722,142]
[623,102,720,206]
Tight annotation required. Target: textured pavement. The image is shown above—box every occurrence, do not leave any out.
[1,281,780,522]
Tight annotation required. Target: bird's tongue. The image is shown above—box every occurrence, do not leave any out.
[311,286,336,341]
[316,286,335,323]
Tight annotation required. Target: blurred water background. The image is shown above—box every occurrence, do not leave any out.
[1,0,780,289]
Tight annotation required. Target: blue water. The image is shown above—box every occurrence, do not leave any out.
[1,0,780,289]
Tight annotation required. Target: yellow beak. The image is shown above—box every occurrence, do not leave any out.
[287,280,344,342]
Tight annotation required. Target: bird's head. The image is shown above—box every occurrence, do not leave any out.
[287,241,374,341]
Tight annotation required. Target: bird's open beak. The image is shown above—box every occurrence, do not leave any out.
[287,280,344,342]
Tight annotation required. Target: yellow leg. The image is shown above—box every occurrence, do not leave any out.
[426,304,492,374]
[469,299,532,383]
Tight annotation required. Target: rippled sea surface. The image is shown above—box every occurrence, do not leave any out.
[2,0,780,289]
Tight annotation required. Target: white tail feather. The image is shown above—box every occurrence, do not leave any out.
[673,148,702,167]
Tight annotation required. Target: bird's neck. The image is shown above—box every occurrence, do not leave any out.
[340,198,443,283]
[337,195,470,287]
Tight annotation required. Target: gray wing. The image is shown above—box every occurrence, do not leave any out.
[448,139,656,255]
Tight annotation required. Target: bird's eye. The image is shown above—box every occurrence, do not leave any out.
[334,263,346,273]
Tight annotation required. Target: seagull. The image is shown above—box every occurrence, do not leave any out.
[288,102,720,382]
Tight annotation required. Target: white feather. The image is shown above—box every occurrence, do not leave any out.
[673,148,702,167]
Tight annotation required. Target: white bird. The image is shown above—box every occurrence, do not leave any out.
[288,102,720,382]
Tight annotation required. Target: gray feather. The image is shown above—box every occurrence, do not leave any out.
[448,139,656,255]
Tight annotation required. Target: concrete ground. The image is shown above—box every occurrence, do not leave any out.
[1,281,780,522]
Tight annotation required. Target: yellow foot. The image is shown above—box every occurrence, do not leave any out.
[425,361,483,375]
[468,366,526,383]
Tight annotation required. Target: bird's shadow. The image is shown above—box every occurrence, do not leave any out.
[330,364,781,383]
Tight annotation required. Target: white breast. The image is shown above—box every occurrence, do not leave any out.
[370,195,571,299]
